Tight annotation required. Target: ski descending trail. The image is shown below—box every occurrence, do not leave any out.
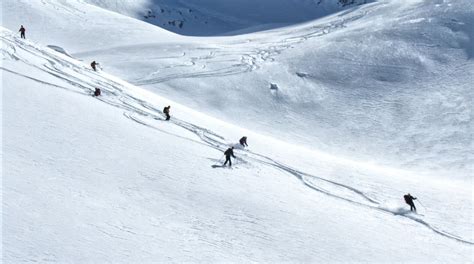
[131,5,373,86]
[1,30,472,246]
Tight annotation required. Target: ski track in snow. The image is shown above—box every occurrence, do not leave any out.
[132,9,369,86]
[1,32,473,246]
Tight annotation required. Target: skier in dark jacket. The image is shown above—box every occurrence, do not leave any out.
[93,88,101,97]
[239,136,248,147]
[223,147,236,167]
[404,193,417,212]
[90,61,98,71]
[163,105,171,121]
[19,25,26,39]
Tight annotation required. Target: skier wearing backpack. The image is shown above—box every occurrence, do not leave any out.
[404,193,417,212]
[90,61,98,71]
[223,147,236,167]
[239,136,248,147]
[163,105,171,121]
[19,25,26,39]
[93,88,101,97]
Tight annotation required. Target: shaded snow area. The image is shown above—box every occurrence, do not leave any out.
[81,0,371,36]
[1,0,473,262]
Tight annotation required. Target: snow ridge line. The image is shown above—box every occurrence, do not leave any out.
[2,31,472,245]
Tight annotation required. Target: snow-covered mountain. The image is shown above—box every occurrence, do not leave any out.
[2,0,473,262]
[4,0,472,177]
[82,0,370,35]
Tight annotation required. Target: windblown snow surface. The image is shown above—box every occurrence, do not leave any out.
[2,0,473,262]
[79,0,371,36]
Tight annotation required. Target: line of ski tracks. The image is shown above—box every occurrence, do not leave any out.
[132,10,369,86]
[2,35,472,246]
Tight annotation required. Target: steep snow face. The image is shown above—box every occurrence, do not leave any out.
[82,0,371,36]
[1,28,472,263]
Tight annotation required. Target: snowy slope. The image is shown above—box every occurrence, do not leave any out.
[82,0,370,36]
[3,0,472,179]
[2,0,474,262]
[76,0,474,178]
[1,0,184,53]
[1,26,473,262]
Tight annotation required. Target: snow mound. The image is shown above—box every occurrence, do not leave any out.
[47,45,72,58]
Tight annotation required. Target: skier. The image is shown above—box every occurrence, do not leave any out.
[93,88,101,97]
[403,193,417,212]
[239,136,248,147]
[223,147,236,167]
[90,61,98,71]
[19,25,26,39]
[163,105,171,121]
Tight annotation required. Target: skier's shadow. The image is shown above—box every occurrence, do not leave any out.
[208,158,227,168]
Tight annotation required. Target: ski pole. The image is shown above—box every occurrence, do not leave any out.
[416,199,426,209]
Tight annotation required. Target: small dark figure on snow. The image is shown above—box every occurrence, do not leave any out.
[93,88,101,97]
[163,105,171,121]
[19,25,26,39]
[404,193,417,212]
[223,147,236,167]
[90,61,98,71]
[239,136,248,147]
